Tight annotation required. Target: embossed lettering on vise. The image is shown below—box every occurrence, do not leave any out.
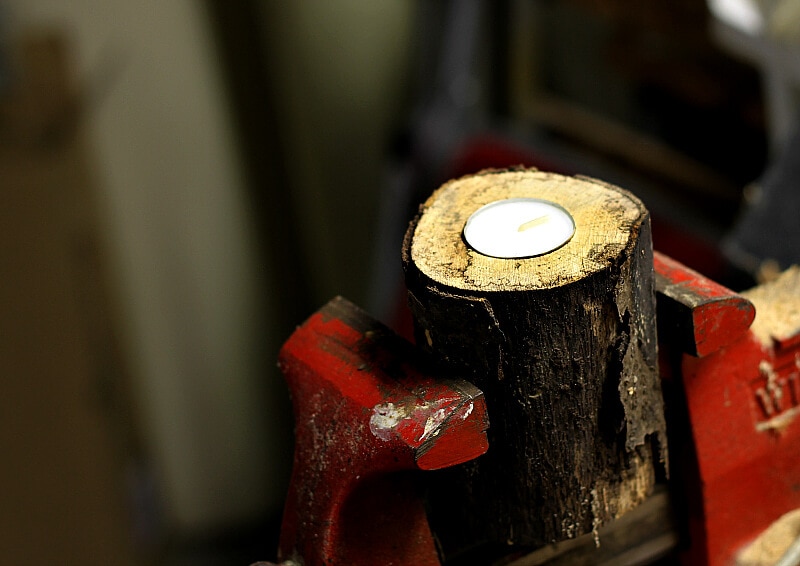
[752,355,800,431]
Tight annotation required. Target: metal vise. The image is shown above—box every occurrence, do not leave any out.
[266,251,800,566]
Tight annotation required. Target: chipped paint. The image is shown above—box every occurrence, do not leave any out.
[369,402,410,441]
[421,408,448,441]
[370,398,478,443]
[278,278,489,565]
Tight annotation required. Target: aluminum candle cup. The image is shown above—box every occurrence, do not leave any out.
[463,198,576,259]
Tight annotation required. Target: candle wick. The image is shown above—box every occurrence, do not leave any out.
[517,215,550,232]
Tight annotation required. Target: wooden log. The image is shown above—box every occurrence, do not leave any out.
[402,169,668,558]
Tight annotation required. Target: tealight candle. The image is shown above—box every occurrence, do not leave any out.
[463,198,575,259]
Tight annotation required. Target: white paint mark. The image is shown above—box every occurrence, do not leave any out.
[421,408,448,441]
[756,405,800,432]
[369,402,407,441]
[371,398,474,443]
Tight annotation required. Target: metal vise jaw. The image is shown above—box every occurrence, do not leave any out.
[275,297,488,566]
[269,254,800,566]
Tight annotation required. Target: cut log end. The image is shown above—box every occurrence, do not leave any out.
[407,169,649,292]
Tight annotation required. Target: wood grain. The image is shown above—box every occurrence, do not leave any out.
[411,169,656,292]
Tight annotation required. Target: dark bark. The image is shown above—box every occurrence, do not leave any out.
[402,172,667,559]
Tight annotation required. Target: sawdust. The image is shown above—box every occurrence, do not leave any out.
[738,508,800,565]
[742,266,800,347]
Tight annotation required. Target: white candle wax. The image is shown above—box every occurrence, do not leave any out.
[463,198,575,259]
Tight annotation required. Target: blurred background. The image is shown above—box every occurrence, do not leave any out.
[0,0,797,564]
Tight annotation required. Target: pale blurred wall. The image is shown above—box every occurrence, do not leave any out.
[6,0,275,534]
[259,0,415,304]
[5,0,416,542]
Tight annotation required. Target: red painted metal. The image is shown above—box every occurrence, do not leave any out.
[656,254,800,566]
[680,335,800,565]
[273,255,800,566]
[654,251,755,357]
[277,296,489,566]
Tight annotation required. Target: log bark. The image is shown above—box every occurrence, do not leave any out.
[402,169,667,558]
